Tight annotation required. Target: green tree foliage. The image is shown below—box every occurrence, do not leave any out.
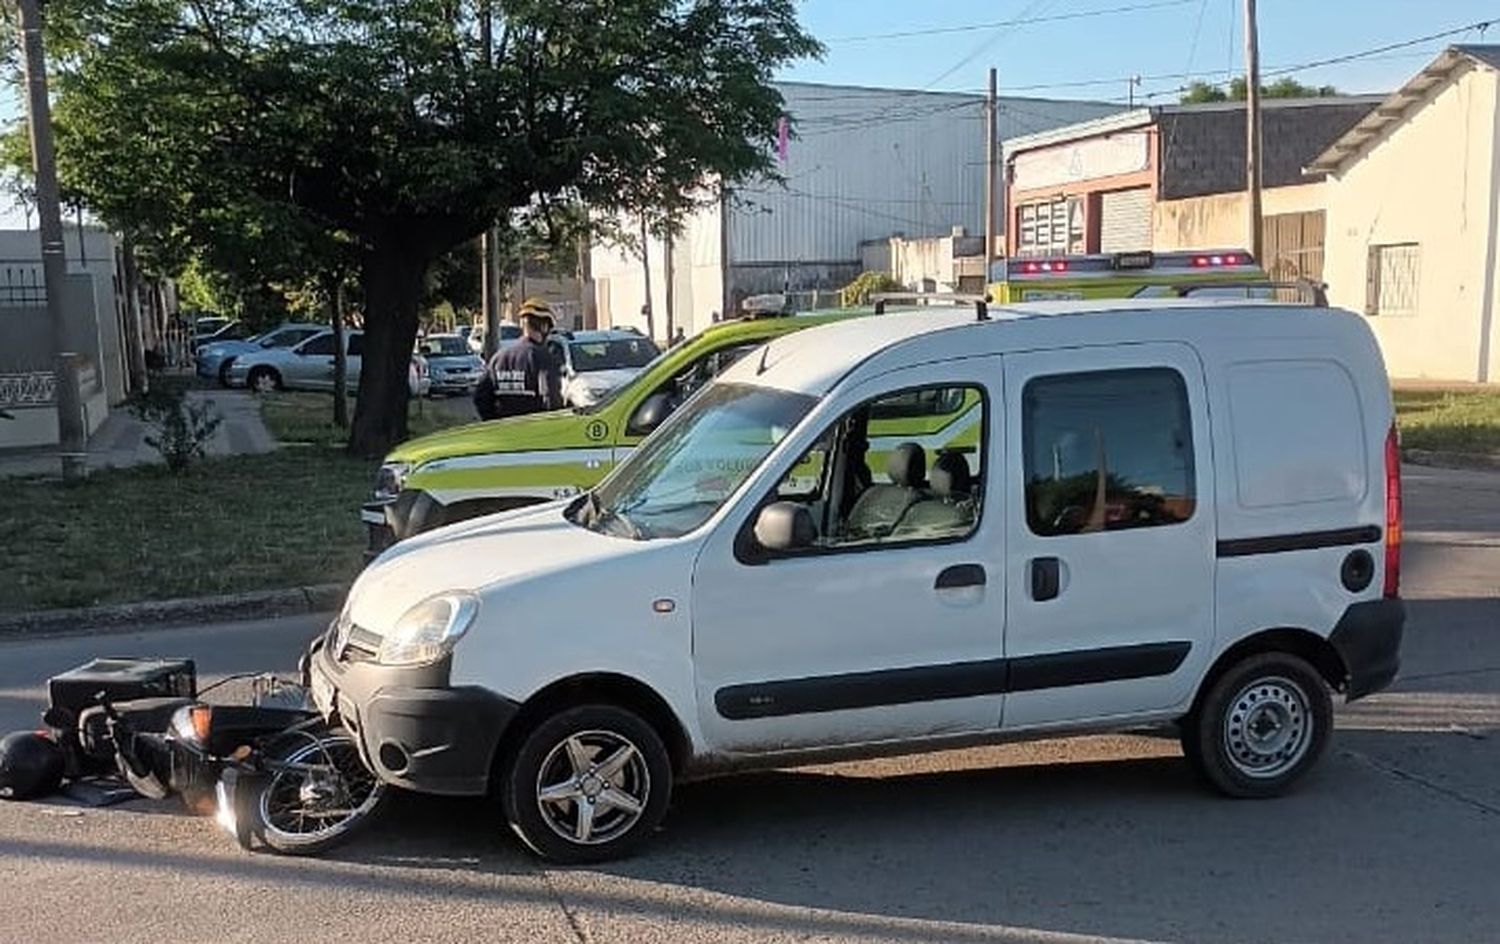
[40,0,820,456]
[1179,76,1339,104]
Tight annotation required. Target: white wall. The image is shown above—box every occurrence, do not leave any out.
[1323,65,1500,381]
[0,227,125,403]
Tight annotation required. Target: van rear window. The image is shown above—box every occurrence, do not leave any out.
[1023,368,1196,537]
[1227,361,1366,508]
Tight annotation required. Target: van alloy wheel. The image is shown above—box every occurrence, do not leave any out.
[535,730,651,845]
[502,704,673,864]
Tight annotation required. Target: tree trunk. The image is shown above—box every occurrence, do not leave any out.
[119,240,149,393]
[329,275,349,429]
[348,238,426,458]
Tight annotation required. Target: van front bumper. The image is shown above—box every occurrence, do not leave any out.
[1330,598,1405,701]
[309,637,518,796]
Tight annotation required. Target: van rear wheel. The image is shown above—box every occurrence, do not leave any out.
[501,704,672,864]
[1183,652,1332,798]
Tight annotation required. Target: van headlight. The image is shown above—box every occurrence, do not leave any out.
[373,461,411,501]
[376,592,480,666]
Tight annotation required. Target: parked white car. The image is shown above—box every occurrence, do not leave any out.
[547,329,661,407]
[309,298,1404,863]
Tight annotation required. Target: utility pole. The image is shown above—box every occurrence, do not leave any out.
[1244,0,1265,265]
[984,67,998,277]
[17,0,85,480]
[478,1,501,360]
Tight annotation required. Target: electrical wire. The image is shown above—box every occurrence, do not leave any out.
[827,0,1197,44]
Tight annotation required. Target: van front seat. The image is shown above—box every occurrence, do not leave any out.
[893,451,977,537]
[845,442,926,538]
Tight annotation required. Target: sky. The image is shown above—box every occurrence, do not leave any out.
[780,0,1499,101]
[3,1,1496,229]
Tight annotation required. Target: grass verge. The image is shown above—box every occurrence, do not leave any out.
[2,450,372,613]
[1394,388,1500,455]
[1,392,472,614]
[260,392,472,447]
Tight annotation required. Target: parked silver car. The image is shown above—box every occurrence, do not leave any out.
[195,322,325,386]
[417,334,485,395]
[229,328,430,397]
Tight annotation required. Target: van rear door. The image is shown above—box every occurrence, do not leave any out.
[1001,342,1217,728]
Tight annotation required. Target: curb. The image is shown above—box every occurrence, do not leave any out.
[0,583,348,640]
[1403,448,1500,473]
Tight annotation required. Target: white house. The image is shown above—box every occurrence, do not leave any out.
[1308,45,1500,382]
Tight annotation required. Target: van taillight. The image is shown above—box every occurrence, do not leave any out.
[1384,423,1402,598]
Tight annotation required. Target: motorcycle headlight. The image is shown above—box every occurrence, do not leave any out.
[170,704,215,746]
[376,592,480,666]
[373,461,411,502]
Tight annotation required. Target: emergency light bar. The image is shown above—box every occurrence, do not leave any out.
[999,250,1258,280]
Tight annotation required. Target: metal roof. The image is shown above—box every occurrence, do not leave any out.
[1002,96,1382,157]
[1306,45,1500,174]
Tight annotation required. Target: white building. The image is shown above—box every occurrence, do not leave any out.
[591,82,1120,339]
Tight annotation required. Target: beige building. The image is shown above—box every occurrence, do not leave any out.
[1309,45,1500,382]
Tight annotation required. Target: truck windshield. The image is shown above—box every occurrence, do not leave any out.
[575,383,815,540]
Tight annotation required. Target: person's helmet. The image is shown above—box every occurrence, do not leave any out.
[517,298,555,329]
[0,731,65,801]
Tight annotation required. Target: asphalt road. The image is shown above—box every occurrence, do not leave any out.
[0,465,1496,944]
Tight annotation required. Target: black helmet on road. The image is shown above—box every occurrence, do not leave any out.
[0,730,65,800]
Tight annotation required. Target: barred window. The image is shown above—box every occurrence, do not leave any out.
[1365,243,1420,317]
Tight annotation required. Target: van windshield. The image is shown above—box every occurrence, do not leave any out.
[574,383,815,540]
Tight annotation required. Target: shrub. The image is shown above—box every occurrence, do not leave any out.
[129,379,223,472]
[839,271,903,308]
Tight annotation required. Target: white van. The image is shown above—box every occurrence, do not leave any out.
[310,299,1404,863]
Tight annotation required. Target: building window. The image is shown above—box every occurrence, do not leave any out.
[1017,197,1084,257]
[1365,243,1420,317]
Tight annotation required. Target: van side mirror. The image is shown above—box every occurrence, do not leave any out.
[627,392,674,436]
[753,501,815,553]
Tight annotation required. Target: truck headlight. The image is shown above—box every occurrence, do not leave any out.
[373,461,411,501]
[376,592,480,666]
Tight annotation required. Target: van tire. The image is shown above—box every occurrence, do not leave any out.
[1183,652,1332,799]
[501,704,672,864]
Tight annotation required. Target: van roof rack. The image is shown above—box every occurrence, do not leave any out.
[870,292,990,322]
[1175,279,1328,307]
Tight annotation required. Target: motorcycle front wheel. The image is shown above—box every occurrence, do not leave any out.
[242,726,387,856]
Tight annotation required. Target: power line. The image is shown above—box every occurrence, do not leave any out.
[828,0,1196,43]
[923,0,1062,91]
[1130,17,1497,102]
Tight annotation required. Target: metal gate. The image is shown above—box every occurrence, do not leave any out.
[1261,211,1325,282]
[1099,188,1152,253]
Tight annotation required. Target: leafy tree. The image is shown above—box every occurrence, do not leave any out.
[41,0,819,456]
[1180,76,1339,104]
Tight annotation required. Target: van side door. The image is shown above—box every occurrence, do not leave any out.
[691,359,1005,754]
[1001,342,1216,729]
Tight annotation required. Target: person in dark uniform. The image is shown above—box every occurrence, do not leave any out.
[473,299,563,420]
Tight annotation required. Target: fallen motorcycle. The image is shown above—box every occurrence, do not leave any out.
[0,657,386,857]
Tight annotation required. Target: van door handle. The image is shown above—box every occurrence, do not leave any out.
[935,563,986,590]
[1031,557,1061,602]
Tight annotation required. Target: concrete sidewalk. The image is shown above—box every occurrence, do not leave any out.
[0,389,276,478]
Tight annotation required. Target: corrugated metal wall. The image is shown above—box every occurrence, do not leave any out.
[727,84,1122,266]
